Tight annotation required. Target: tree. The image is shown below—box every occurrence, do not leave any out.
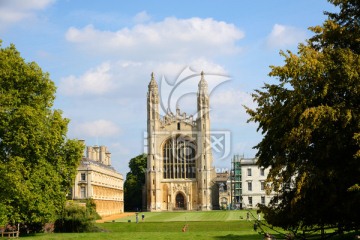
[0,41,84,230]
[124,154,147,211]
[246,0,359,236]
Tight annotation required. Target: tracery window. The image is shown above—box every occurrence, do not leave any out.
[163,135,196,179]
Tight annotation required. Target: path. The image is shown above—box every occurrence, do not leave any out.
[96,212,135,223]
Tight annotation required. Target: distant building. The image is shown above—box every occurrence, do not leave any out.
[70,144,124,216]
[213,172,231,210]
[231,155,275,209]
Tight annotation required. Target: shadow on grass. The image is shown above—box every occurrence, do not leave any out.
[214,231,360,240]
[214,233,262,240]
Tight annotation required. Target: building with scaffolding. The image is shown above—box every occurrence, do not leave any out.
[230,155,242,209]
[230,155,274,209]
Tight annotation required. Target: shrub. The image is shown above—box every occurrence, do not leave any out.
[54,199,100,232]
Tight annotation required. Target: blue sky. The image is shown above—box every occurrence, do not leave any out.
[0,0,337,176]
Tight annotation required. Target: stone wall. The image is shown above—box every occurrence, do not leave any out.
[93,185,123,201]
[93,199,123,216]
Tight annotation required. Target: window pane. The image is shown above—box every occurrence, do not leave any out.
[80,187,86,198]
[248,182,252,191]
[163,136,196,179]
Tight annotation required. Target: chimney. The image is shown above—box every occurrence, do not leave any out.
[100,146,106,164]
[86,146,93,159]
[93,145,99,161]
[106,152,112,166]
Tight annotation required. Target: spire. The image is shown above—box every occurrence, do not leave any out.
[198,71,208,91]
[148,72,158,90]
[176,104,180,116]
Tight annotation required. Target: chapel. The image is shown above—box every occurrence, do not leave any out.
[146,72,215,211]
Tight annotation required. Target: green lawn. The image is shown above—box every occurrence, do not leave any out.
[114,210,260,222]
[22,221,263,240]
[18,211,358,239]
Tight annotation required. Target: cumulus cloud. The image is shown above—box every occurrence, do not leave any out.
[211,89,256,124]
[266,24,306,49]
[0,0,54,27]
[59,62,115,96]
[133,11,151,23]
[59,59,227,97]
[65,17,244,60]
[72,119,121,138]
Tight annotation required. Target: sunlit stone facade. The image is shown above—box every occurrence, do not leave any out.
[71,145,124,216]
[146,72,216,211]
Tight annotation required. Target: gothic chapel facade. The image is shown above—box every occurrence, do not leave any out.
[146,72,215,211]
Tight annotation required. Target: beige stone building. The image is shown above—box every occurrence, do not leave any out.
[231,156,275,209]
[239,158,274,209]
[146,72,216,211]
[70,145,124,216]
[213,172,231,210]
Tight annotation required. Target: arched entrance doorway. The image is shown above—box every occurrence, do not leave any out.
[175,193,185,209]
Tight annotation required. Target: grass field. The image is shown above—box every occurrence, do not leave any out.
[114,210,260,222]
[21,221,263,240]
[18,211,358,240]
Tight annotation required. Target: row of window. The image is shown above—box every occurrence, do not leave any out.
[80,172,122,186]
[247,181,266,191]
[247,168,265,177]
[247,196,266,205]
[79,187,123,199]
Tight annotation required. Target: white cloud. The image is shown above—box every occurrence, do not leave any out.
[65,17,244,60]
[133,11,151,23]
[110,142,131,156]
[59,62,115,96]
[59,59,227,97]
[266,24,306,49]
[211,89,256,124]
[73,120,121,138]
[0,0,54,26]
[211,89,254,107]
[153,58,227,83]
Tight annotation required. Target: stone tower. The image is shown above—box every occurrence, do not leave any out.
[146,71,215,211]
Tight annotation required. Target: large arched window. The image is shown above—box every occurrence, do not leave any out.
[163,135,196,179]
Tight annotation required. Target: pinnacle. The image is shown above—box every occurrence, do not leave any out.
[149,72,158,88]
[198,71,208,88]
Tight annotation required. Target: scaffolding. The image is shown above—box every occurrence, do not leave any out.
[230,154,243,209]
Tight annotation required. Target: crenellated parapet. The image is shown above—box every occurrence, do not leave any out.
[159,107,197,128]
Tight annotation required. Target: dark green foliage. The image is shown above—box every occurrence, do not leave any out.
[0,41,84,230]
[246,0,360,237]
[310,0,360,53]
[124,154,147,211]
[54,200,100,232]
